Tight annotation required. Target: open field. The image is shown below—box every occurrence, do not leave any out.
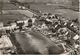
[0,15,26,25]
[0,3,79,24]
[29,3,79,20]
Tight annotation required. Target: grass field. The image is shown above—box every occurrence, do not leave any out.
[29,3,79,19]
[0,14,26,25]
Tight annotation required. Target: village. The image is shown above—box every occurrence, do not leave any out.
[0,0,79,55]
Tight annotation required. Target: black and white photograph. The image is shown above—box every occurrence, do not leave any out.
[0,0,80,55]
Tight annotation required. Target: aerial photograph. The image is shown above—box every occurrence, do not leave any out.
[0,0,79,55]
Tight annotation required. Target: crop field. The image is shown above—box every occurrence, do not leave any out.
[29,3,79,20]
[1,3,79,25]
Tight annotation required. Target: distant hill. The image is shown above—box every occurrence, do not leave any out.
[2,0,79,6]
[2,0,79,10]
